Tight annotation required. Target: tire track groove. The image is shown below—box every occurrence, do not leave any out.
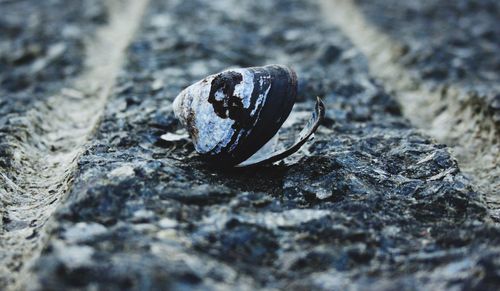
[0,0,149,289]
[319,0,499,221]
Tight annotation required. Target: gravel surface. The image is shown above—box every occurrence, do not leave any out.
[356,0,499,89]
[0,0,107,117]
[0,0,146,289]
[22,0,500,290]
[1,0,499,290]
[322,0,499,222]
[0,0,108,288]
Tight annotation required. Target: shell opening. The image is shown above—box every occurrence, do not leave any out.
[236,97,325,167]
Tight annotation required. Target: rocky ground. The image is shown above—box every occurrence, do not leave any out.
[0,0,106,115]
[0,0,499,290]
[322,0,499,215]
[0,0,108,287]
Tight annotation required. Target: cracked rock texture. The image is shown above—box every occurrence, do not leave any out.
[0,0,499,290]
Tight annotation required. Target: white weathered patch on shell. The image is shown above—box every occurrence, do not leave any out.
[214,89,225,101]
[251,76,271,117]
[232,68,254,108]
[173,68,263,154]
[173,75,235,154]
[228,74,271,152]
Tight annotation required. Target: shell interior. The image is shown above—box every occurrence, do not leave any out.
[237,97,325,167]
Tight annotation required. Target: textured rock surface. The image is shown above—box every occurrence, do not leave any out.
[356,0,499,90]
[350,0,500,219]
[0,0,109,287]
[0,0,499,290]
[0,0,147,289]
[0,0,107,116]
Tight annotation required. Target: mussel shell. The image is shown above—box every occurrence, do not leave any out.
[173,65,297,167]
